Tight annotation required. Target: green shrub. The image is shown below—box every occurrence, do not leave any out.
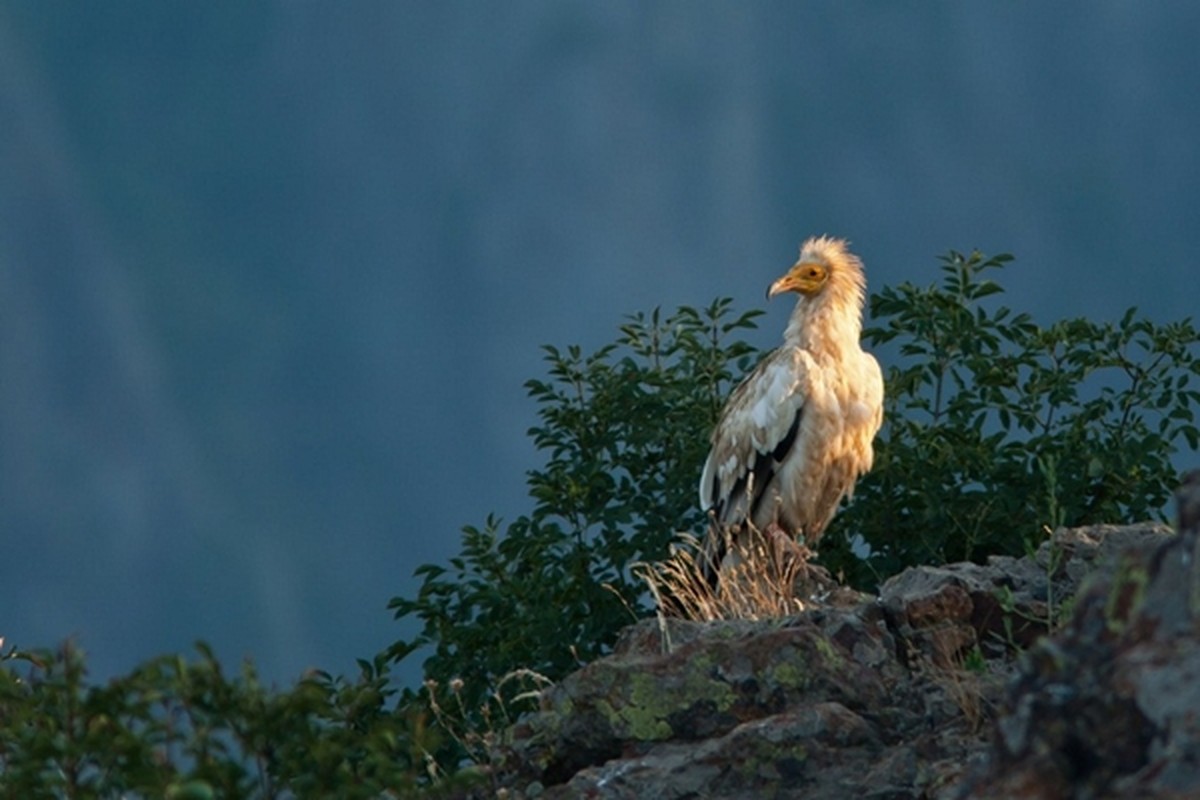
[0,640,446,798]
[823,250,1200,585]
[387,300,764,713]
[391,249,1199,712]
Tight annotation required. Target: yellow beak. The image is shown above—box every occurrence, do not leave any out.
[767,262,825,299]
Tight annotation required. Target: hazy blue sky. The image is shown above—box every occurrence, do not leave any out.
[2,4,1198,686]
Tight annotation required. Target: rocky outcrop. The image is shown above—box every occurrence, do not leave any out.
[477,478,1199,799]
[508,606,934,799]
[958,472,1200,799]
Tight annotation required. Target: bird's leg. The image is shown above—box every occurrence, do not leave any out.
[763,522,839,603]
[763,522,813,568]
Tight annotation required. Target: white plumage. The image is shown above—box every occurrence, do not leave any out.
[699,236,883,576]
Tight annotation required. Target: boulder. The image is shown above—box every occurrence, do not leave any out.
[958,473,1200,799]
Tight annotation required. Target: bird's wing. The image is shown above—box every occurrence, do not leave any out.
[850,351,885,472]
[699,346,813,525]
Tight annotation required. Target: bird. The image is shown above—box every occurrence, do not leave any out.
[698,236,884,585]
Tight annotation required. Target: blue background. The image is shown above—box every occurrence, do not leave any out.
[2,4,1197,687]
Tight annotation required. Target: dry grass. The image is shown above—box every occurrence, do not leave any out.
[421,668,554,786]
[635,522,815,622]
[908,637,1000,735]
[935,662,988,733]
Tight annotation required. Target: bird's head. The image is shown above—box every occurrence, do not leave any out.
[767,236,866,304]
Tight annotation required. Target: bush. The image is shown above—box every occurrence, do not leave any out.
[387,300,764,713]
[391,249,1199,712]
[0,640,447,798]
[823,251,1200,585]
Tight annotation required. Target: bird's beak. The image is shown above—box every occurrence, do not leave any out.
[767,274,794,300]
[767,261,825,299]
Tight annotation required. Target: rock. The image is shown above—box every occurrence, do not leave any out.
[957,507,1200,798]
[880,523,1174,666]
[471,512,1195,799]
[545,703,883,800]
[507,608,907,792]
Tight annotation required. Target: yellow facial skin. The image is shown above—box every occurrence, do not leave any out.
[768,260,829,298]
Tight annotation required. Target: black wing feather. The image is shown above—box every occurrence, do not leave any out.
[702,409,803,588]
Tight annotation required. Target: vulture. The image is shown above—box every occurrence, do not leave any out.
[698,236,884,582]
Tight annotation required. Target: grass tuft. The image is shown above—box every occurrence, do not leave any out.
[636,523,815,623]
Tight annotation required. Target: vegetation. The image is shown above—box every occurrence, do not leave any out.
[386,300,764,713]
[827,251,1200,585]
[2,250,1197,795]
[395,249,1199,705]
[0,639,449,799]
